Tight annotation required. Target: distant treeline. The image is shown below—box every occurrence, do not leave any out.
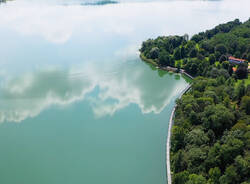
[140,19,250,79]
[140,19,250,183]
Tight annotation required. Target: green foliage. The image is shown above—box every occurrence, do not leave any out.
[236,64,248,79]
[219,165,238,184]
[173,171,189,184]
[171,126,186,152]
[149,47,159,59]
[235,81,246,101]
[185,128,209,146]
[189,48,198,58]
[159,51,171,66]
[209,54,216,65]
[208,167,221,184]
[171,76,249,183]
[140,19,250,184]
[215,44,228,55]
[140,19,249,79]
[186,174,207,184]
[187,147,207,173]
[241,96,250,115]
[172,150,187,173]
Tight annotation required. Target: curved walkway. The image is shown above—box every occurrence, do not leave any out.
[166,84,191,184]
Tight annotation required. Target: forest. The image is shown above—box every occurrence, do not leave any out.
[140,19,250,183]
[140,19,249,79]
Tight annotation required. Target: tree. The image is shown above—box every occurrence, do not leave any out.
[172,150,187,173]
[234,155,249,180]
[176,62,181,73]
[209,54,216,65]
[247,53,250,62]
[222,61,229,70]
[240,96,250,115]
[181,46,186,58]
[202,104,235,136]
[228,65,233,76]
[215,51,221,61]
[235,81,246,101]
[174,47,182,60]
[220,138,244,167]
[191,34,204,43]
[197,53,205,61]
[159,51,170,66]
[235,64,248,79]
[207,129,216,145]
[149,47,159,59]
[189,48,197,58]
[232,120,247,132]
[209,68,220,78]
[185,128,209,146]
[219,165,238,184]
[201,41,214,53]
[205,143,221,170]
[187,147,207,173]
[171,126,186,152]
[169,56,175,67]
[186,174,207,184]
[215,44,228,55]
[208,167,221,184]
[246,84,250,96]
[173,171,189,184]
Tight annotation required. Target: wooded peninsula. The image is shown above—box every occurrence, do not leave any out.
[140,19,250,184]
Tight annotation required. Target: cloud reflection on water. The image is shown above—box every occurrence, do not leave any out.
[0,0,249,123]
[0,61,186,123]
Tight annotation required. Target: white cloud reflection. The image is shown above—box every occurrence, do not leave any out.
[0,0,249,123]
[0,62,187,123]
[0,69,96,123]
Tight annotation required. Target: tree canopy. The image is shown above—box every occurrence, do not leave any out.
[140,18,250,184]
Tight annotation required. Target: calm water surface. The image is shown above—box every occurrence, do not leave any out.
[0,0,249,184]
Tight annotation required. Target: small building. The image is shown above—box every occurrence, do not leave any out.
[228,56,246,65]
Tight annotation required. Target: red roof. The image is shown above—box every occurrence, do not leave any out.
[228,56,246,62]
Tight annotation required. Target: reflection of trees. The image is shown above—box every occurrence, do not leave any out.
[157,70,168,78]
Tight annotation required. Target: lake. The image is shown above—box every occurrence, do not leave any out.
[0,0,249,184]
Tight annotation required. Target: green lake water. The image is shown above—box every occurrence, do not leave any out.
[0,0,249,183]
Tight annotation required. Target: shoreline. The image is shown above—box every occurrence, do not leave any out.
[140,54,194,80]
[166,84,191,184]
[140,53,193,184]
[139,18,250,184]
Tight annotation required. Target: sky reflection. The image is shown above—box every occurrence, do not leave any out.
[0,60,187,123]
[0,0,249,123]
